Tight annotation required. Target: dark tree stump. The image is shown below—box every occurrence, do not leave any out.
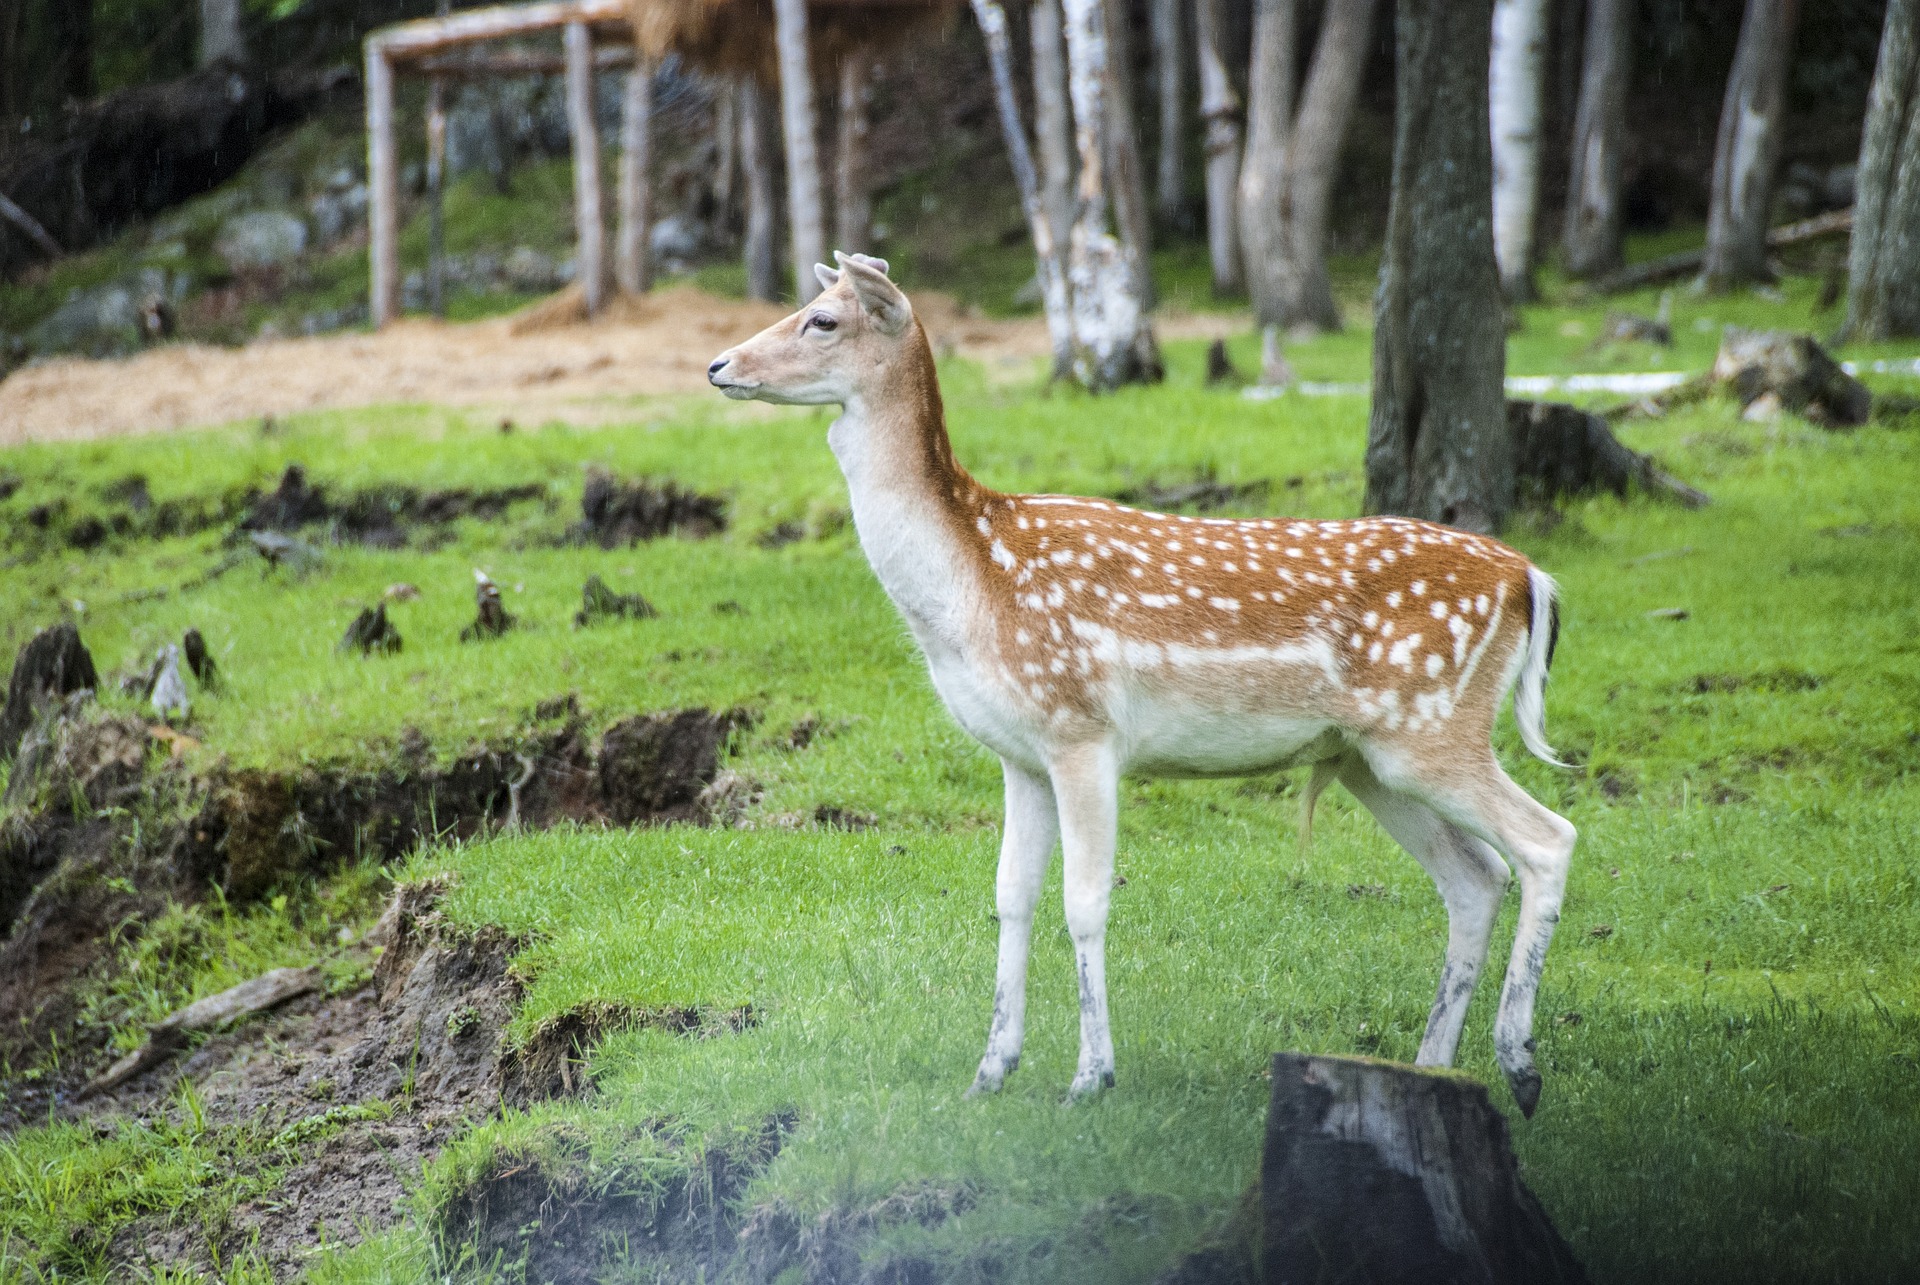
[1710,328,1873,428]
[575,575,658,627]
[339,604,403,657]
[0,624,98,760]
[1262,1054,1587,1285]
[1507,401,1710,508]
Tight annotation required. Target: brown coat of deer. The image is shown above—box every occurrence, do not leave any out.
[708,254,1576,1114]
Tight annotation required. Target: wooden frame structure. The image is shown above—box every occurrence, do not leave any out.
[364,0,642,327]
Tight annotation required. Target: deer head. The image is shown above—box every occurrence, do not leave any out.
[707,253,916,407]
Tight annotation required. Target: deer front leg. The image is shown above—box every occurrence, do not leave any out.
[968,759,1058,1096]
[1052,740,1120,1100]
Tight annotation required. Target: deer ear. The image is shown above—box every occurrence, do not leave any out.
[849,253,890,275]
[834,251,910,336]
[813,262,841,292]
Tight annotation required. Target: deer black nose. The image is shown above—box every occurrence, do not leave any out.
[707,356,729,379]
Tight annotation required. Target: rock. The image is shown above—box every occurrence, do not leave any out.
[649,215,703,262]
[1262,1053,1588,1285]
[1710,328,1872,428]
[149,644,190,723]
[504,245,565,293]
[307,183,368,245]
[215,209,308,271]
[24,283,141,357]
[574,574,657,627]
[0,623,98,760]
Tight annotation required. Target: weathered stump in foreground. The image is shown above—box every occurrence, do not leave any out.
[1508,401,1710,509]
[0,624,99,761]
[1710,328,1873,428]
[1263,1054,1586,1285]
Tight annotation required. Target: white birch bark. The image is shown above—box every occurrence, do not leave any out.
[1033,0,1078,273]
[772,0,826,302]
[1194,0,1242,293]
[835,50,874,255]
[1062,0,1161,387]
[1238,0,1295,328]
[616,60,653,294]
[564,21,607,316]
[740,79,780,302]
[1489,0,1548,302]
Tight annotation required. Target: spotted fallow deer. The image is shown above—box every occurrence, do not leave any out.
[707,253,1576,1114]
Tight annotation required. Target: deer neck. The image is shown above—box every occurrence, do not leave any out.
[827,330,983,644]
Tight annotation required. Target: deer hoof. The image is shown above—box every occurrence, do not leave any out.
[1506,1064,1543,1118]
[967,1055,1017,1097]
[1064,1068,1115,1103]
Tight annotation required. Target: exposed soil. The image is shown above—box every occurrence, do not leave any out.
[239,461,547,548]
[573,467,728,547]
[0,285,1248,445]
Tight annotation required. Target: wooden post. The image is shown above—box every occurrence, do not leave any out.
[616,57,653,294]
[773,0,825,302]
[565,20,607,316]
[366,43,400,327]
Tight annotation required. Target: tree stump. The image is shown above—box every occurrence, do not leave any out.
[1507,401,1710,508]
[1710,328,1873,427]
[1262,1054,1586,1285]
[0,623,98,760]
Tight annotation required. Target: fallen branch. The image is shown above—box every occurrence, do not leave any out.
[1592,208,1853,295]
[0,191,61,259]
[83,966,320,1096]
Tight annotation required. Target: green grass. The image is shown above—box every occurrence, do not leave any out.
[1,273,1918,1281]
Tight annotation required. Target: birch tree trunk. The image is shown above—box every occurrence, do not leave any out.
[740,79,781,303]
[773,0,826,302]
[1365,0,1511,534]
[835,50,874,254]
[1151,0,1187,229]
[713,90,738,227]
[1239,0,1296,330]
[1033,0,1078,281]
[1273,0,1378,332]
[1561,0,1631,279]
[1489,0,1549,301]
[200,0,244,67]
[1844,0,1920,340]
[1701,0,1803,291]
[616,60,653,295]
[972,0,1075,376]
[1195,0,1243,293]
[1063,0,1163,387]
[1103,0,1155,303]
[564,21,607,317]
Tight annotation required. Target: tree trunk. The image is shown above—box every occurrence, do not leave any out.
[1194,0,1243,293]
[1151,0,1187,229]
[1102,0,1155,304]
[1272,0,1378,332]
[1843,0,1920,340]
[1365,0,1511,534]
[427,74,447,315]
[1490,0,1549,301]
[1238,0,1296,330]
[772,0,825,303]
[712,89,738,227]
[616,60,653,294]
[56,0,94,102]
[1033,0,1078,282]
[740,78,781,302]
[1063,0,1163,388]
[0,0,21,123]
[564,21,607,317]
[1263,1054,1590,1285]
[972,0,1074,377]
[200,0,245,68]
[1701,0,1802,291]
[1561,0,1631,279]
[835,50,873,255]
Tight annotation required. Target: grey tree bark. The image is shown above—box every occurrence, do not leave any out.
[1102,0,1155,303]
[564,21,607,317]
[1033,0,1078,279]
[616,61,654,294]
[1701,0,1803,291]
[200,0,244,67]
[1365,0,1511,534]
[1195,0,1243,293]
[972,0,1075,376]
[1844,0,1920,339]
[1063,0,1163,387]
[1238,0,1296,330]
[1272,0,1378,332]
[1490,0,1549,301]
[56,0,94,101]
[1561,0,1632,279]
[835,50,874,255]
[773,0,826,302]
[740,79,781,303]
[1151,0,1187,229]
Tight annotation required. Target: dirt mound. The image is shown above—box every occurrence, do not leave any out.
[574,467,729,546]
[238,462,547,548]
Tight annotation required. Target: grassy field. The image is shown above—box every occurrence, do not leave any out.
[1,274,1917,1283]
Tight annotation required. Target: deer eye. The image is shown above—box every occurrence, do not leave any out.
[805,313,837,333]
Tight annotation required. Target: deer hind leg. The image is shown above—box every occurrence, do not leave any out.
[1390,750,1576,1119]
[968,759,1058,1097]
[1050,739,1120,1100]
[1337,756,1510,1068]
